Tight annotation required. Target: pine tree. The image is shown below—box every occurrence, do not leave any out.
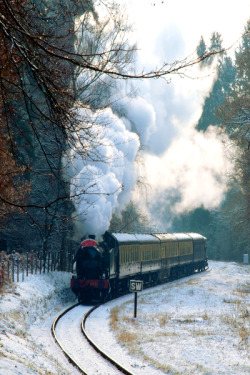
[196,32,237,131]
[216,22,250,260]
[196,36,207,68]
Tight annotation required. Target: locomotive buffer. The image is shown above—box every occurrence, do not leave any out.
[129,280,143,318]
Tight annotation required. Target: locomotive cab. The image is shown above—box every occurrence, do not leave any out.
[71,236,111,303]
[75,245,103,279]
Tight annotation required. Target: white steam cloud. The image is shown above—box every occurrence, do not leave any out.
[119,96,157,145]
[144,126,232,211]
[68,107,140,238]
[109,61,233,231]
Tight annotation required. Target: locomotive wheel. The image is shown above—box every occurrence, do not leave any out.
[78,291,88,304]
[99,290,104,303]
[153,274,158,286]
[78,293,84,304]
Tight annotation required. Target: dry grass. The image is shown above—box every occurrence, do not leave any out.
[7,310,22,322]
[0,279,16,295]
[234,287,250,297]
[202,312,210,321]
[219,298,249,351]
[158,314,169,327]
[109,306,120,330]
[232,280,250,299]
[157,330,179,338]
[118,331,138,343]
[141,353,182,374]
[174,315,197,324]
[239,326,249,347]
[220,313,237,327]
[223,297,235,304]
[183,278,199,286]
[192,328,213,337]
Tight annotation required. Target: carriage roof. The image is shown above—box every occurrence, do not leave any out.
[108,232,206,244]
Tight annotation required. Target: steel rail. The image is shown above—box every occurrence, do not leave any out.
[82,304,136,375]
[52,302,135,375]
[51,303,88,375]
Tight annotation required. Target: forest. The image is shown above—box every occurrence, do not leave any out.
[0,0,249,266]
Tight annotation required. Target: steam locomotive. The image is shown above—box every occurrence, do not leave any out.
[70,231,208,303]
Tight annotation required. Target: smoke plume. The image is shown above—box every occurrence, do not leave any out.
[68,107,140,238]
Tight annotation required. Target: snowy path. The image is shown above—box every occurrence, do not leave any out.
[55,304,123,375]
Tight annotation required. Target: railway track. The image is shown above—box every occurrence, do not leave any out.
[51,303,135,375]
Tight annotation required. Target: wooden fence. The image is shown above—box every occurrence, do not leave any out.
[0,251,73,289]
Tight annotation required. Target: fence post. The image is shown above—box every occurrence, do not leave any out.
[0,258,4,286]
[40,254,42,274]
[17,257,19,282]
[51,252,53,272]
[43,253,46,274]
[26,253,29,277]
[12,257,14,282]
[22,256,24,282]
[31,251,34,275]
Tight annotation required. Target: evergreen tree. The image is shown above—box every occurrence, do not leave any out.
[196,36,207,68]
[196,32,237,131]
[216,22,250,261]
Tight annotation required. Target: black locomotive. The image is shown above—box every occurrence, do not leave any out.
[71,231,208,303]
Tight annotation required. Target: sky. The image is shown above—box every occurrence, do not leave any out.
[124,0,249,59]
[70,0,249,236]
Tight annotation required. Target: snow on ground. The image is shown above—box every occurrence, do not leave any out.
[0,272,79,375]
[89,261,249,375]
[0,261,249,375]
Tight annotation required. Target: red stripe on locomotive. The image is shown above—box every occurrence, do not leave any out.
[71,278,109,289]
[80,239,98,247]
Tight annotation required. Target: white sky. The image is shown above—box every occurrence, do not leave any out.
[123,0,249,63]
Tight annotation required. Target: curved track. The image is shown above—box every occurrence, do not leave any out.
[52,303,135,375]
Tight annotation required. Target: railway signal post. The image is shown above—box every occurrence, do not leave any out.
[129,280,143,318]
